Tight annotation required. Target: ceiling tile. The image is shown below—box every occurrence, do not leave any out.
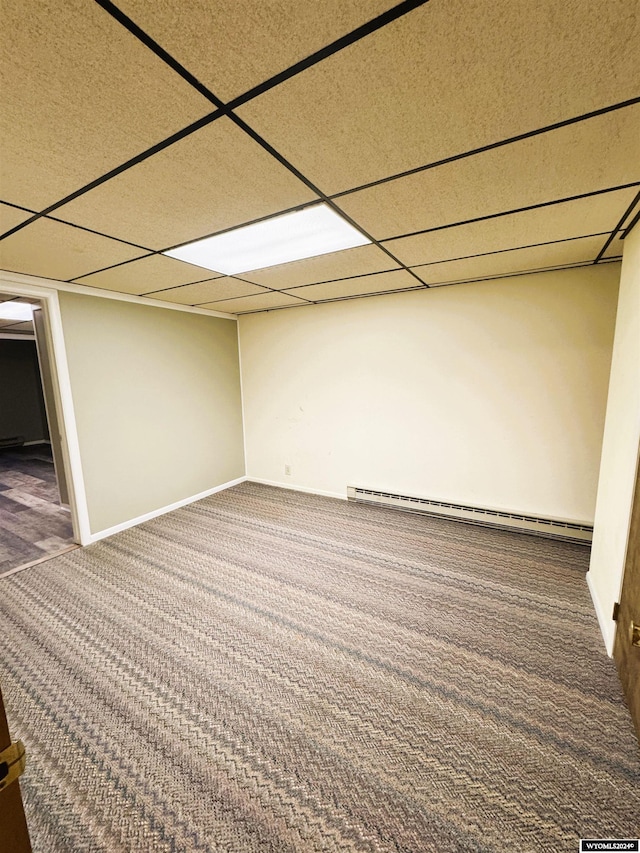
[240,244,398,289]
[0,219,148,282]
[337,105,640,239]
[238,0,640,194]
[416,235,606,286]
[55,118,317,249]
[0,203,35,236]
[115,0,396,101]
[383,188,638,267]
[284,269,423,301]
[601,235,624,259]
[200,292,309,314]
[0,0,213,211]
[73,254,220,295]
[145,278,268,305]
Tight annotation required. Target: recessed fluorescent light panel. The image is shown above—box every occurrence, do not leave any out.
[164,205,371,275]
[0,301,34,321]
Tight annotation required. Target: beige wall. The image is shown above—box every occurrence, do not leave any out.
[588,226,640,653]
[59,292,244,534]
[239,264,619,522]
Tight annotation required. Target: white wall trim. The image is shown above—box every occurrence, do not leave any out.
[86,476,247,544]
[586,571,616,656]
[248,477,346,500]
[613,441,640,606]
[0,270,237,321]
[0,276,93,545]
[0,332,36,340]
[236,320,248,477]
[41,288,93,545]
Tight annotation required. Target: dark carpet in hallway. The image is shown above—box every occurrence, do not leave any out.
[1,482,638,851]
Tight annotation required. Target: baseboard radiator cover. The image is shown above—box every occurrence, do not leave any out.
[347,486,593,543]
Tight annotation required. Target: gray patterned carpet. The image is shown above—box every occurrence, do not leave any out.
[1,482,639,852]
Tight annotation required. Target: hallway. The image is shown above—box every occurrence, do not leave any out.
[0,445,75,576]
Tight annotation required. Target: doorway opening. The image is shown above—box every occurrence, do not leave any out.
[0,291,78,576]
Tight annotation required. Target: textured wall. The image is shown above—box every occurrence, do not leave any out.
[239,264,619,522]
[59,293,244,534]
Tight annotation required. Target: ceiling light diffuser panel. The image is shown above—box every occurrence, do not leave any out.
[164,204,371,274]
[0,301,34,321]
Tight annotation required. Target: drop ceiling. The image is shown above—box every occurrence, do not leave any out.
[0,293,38,336]
[1,0,638,315]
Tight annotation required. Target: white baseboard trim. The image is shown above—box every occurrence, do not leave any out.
[586,571,615,656]
[85,476,247,545]
[248,477,346,500]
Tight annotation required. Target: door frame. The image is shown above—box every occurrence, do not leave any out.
[613,441,640,740]
[0,273,91,545]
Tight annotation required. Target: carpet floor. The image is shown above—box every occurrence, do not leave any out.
[1,482,638,852]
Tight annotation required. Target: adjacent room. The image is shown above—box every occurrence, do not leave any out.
[0,295,76,576]
[1,1,639,851]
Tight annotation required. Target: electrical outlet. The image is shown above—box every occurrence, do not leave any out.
[284,464,291,476]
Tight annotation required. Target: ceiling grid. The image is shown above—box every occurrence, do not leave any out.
[0,0,638,313]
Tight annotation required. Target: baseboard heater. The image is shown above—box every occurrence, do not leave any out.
[347,486,593,543]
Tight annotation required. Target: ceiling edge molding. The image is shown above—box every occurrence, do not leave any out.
[0,270,237,321]
[0,332,37,341]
